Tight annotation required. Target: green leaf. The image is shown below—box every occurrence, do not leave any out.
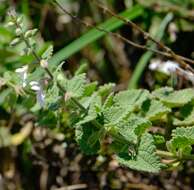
[75,63,88,75]
[0,88,12,105]
[109,139,129,154]
[102,92,114,109]
[173,104,194,126]
[45,82,60,110]
[116,116,152,144]
[4,71,20,85]
[64,74,86,98]
[117,133,164,173]
[78,94,101,125]
[83,82,98,96]
[75,124,100,155]
[97,83,115,97]
[153,135,165,145]
[168,126,194,154]
[103,105,133,125]
[114,89,150,109]
[142,99,170,121]
[152,87,194,107]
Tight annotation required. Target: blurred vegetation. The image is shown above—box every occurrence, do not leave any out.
[0,0,194,189]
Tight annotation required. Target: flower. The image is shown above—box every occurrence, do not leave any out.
[149,59,179,75]
[30,81,45,107]
[149,59,194,84]
[15,65,28,87]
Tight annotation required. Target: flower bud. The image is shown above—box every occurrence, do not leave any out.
[24,29,38,38]
[40,59,48,68]
[10,38,21,46]
[7,21,14,27]
[16,28,22,36]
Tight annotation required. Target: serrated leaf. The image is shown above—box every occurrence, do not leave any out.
[75,124,100,155]
[65,74,86,98]
[83,82,98,96]
[75,63,88,75]
[173,104,194,126]
[114,89,150,110]
[116,116,152,144]
[102,92,114,109]
[78,94,101,125]
[4,71,20,84]
[152,87,194,107]
[109,140,128,154]
[97,83,115,97]
[142,99,170,121]
[117,133,164,173]
[153,135,165,145]
[168,126,194,154]
[103,105,133,125]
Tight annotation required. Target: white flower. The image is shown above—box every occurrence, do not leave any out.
[149,59,178,75]
[15,65,28,87]
[30,81,45,107]
[149,59,194,85]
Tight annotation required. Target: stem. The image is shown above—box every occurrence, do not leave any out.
[156,150,174,158]
[13,17,88,114]
[53,0,194,69]
[156,150,194,161]
[95,1,194,70]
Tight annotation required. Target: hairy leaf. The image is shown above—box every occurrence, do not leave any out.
[116,116,152,144]
[97,83,115,97]
[83,82,98,96]
[173,104,194,126]
[64,74,86,98]
[75,124,100,155]
[142,99,170,121]
[168,126,194,154]
[78,94,101,125]
[152,87,194,107]
[103,105,133,125]
[117,133,164,173]
[102,92,114,109]
[114,89,150,110]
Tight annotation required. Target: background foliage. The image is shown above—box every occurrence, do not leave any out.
[1,0,194,189]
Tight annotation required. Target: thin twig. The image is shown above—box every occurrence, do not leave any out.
[12,15,87,113]
[53,0,194,73]
[53,0,193,70]
[94,1,194,70]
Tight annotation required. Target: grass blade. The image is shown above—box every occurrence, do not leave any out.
[49,5,143,68]
[128,13,173,89]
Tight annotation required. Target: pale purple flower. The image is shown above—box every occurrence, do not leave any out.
[149,59,179,75]
[149,59,194,85]
[15,65,28,87]
[30,81,45,107]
